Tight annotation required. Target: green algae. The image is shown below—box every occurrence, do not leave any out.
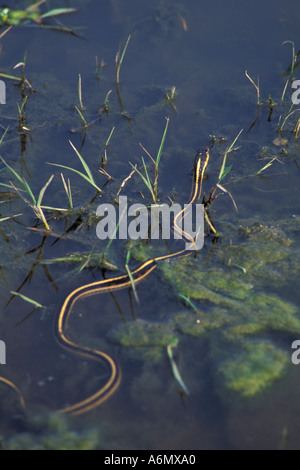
[240,222,292,245]
[125,240,160,263]
[218,222,296,283]
[218,340,289,397]
[145,220,300,398]
[161,257,253,309]
[174,308,230,337]
[109,318,175,362]
[1,413,101,450]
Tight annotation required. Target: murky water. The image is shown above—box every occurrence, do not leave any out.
[0,0,300,450]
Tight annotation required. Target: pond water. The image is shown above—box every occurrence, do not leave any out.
[0,0,300,450]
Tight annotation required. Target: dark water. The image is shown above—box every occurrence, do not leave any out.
[0,0,300,450]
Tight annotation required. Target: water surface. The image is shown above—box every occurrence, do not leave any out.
[0,0,300,450]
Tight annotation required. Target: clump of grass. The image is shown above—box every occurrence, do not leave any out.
[277,105,294,132]
[0,154,53,230]
[16,95,31,133]
[47,140,102,193]
[207,129,243,219]
[130,117,169,204]
[0,50,33,90]
[13,50,33,89]
[277,41,300,134]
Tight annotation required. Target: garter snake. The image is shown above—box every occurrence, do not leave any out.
[1,146,210,416]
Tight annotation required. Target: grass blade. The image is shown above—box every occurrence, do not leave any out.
[167,338,189,396]
[156,117,169,167]
[116,35,131,84]
[40,8,77,19]
[141,157,153,191]
[218,165,232,183]
[125,264,139,303]
[218,129,242,183]
[0,214,22,223]
[177,293,199,312]
[129,162,151,192]
[37,174,54,207]
[74,106,87,125]
[0,72,21,81]
[47,162,101,192]
[61,173,73,209]
[69,140,101,190]
[216,183,238,213]
[0,155,36,205]
[10,291,43,309]
[78,74,84,110]
[40,205,68,211]
[0,126,10,145]
[102,203,127,259]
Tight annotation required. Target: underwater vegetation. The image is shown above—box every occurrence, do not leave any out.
[0,413,101,450]
[118,220,300,399]
[0,0,299,450]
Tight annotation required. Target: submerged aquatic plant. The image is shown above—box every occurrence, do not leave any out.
[158,219,299,397]
[167,337,190,396]
[219,340,288,397]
